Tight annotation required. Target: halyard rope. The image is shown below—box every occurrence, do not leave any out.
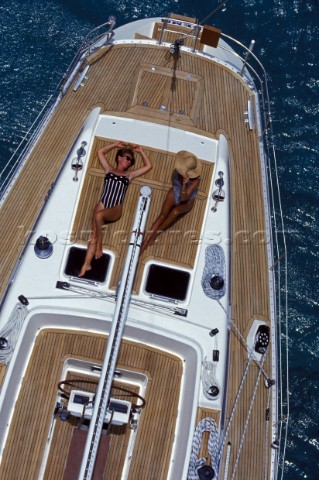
[217,299,270,379]
[230,355,266,479]
[218,358,251,460]
[188,417,220,480]
[216,298,271,474]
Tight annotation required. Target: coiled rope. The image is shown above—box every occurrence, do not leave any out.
[202,325,220,400]
[0,303,28,364]
[188,417,220,479]
[202,357,221,401]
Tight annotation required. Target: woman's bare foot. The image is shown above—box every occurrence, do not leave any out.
[141,230,161,253]
[148,236,158,247]
[95,249,103,260]
[140,238,150,254]
[140,244,146,254]
[78,264,92,277]
[141,231,153,254]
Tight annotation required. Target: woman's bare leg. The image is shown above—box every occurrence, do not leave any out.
[79,203,104,277]
[95,204,122,259]
[141,189,176,253]
[141,190,195,253]
[154,200,194,235]
[79,203,122,276]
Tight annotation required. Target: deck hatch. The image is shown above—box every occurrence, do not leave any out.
[128,64,203,124]
[145,264,190,301]
[64,246,110,282]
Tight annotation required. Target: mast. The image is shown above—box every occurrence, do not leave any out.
[78,186,152,480]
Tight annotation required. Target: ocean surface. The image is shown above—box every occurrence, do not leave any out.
[0,0,318,478]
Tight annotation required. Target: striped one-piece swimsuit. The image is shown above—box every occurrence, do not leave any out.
[100,172,129,208]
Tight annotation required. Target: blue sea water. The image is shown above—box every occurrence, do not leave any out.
[0,0,318,478]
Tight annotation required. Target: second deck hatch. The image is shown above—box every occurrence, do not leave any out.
[145,264,190,301]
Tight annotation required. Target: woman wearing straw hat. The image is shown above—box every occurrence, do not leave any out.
[141,150,201,253]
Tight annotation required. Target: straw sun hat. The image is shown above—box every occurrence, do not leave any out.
[174,150,202,178]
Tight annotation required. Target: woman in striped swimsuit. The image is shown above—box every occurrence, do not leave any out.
[79,141,152,277]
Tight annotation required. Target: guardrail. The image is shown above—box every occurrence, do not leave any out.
[0,94,58,204]
[0,17,116,203]
[62,16,116,90]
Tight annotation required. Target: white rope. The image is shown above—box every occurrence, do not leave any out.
[230,354,265,480]
[201,245,226,300]
[217,299,270,379]
[188,417,220,480]
[216,296,273,474]
[0,303,28,364]
[218,359,251,460]
[202,357,221,401]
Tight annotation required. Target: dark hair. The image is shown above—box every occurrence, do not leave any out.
[115,148,135,168]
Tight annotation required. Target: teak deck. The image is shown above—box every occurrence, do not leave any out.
[72,138,214,291]
[0,20,272,480]
[0,330,183,479]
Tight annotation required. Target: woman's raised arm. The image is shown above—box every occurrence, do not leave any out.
[98,141,126,173]
[128,145,152,181]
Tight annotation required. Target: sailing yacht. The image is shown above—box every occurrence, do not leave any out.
[0,13,288,480]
